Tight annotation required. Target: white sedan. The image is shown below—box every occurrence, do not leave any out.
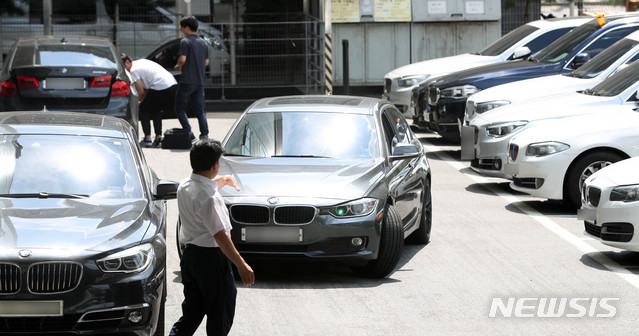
[382,17,590,116]
[579,156,639,251]
[460,55,639,180]
[504,106,639,208]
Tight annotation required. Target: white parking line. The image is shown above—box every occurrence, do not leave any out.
[422,142,639,290]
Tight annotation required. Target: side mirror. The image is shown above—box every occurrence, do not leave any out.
[155,179,179,200]
[390,143,421,161]
[571,53,591,69]
[511,46,531,60]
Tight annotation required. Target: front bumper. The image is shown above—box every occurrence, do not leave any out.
[506,152,575,200]
[0,253,164,335]
[427,98,466,136]
[462,123,517,178]
[228,204,382,266]
[579,185,639,251]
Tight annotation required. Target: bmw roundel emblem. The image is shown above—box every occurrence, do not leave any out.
[18,250,32,258]
[267,197,279,205]
[61,68,68,74]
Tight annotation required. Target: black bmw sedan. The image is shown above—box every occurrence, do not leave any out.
[0,36,139,134]
[189,95,433,278]
[0,111,178,335]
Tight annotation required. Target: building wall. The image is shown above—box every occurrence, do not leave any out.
[333,20,501,86]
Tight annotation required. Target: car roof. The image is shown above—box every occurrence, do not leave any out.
[15,35,114,46]
[0,111,130,138]
[527,16,592,29]
[245,95,387,115]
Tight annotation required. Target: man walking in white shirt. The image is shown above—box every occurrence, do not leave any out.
[170,139,255,336]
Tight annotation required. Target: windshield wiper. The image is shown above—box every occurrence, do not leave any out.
[224,153,252,157]
[582,88,599,96]
[271,154,332,158]
[0,192,89,199]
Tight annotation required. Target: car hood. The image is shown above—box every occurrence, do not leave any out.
[0,198,149,252]
[385,53,498,79]
[468,74,596,105]
[218,157,386,202]
[470,91,620,126]
[429,58,560,90]
[589,156,639,187]
[511,105,639,145]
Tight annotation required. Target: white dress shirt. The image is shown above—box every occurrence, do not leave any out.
[177,173,232,248]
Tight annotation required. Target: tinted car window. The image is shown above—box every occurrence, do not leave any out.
[105,2,172,24]
[225,112,380,159]
[533,20,600,64]
[479,24,538,56]
[524,27,573,55]
[12,44,116,67]
[580,26,639,59]
[0,134,143,198]
[589,60,639,96]
[570,38,639,78]
[28,0,96,24]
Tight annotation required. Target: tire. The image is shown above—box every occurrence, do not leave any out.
[352,204,404,278]
[407,179,432,244]
[176,216,185,259]
[564,151,624,209]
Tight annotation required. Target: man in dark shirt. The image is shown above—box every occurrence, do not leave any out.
[174,15,210,140]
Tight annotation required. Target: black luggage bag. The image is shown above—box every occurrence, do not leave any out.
[161,128,192,149]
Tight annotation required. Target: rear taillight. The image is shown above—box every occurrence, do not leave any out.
[111,81,130,97]
[0,82,17,96]
[16,75,39,88]
[90,75,112,88]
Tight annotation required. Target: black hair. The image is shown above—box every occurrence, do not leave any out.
[180,15,199,32]
[120,53,132,64]
[190,139,223,172]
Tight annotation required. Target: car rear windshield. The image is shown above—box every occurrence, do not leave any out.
[588,59,639,96]
[568,38,639,79]
[12,44,116,68]
[0,134,143,199]
[531,20,600,64]
[478,24,538,56]
[224,112,380,159]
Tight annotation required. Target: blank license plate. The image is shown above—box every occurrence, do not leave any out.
[45,77,85,90]
[242,227,302,243]
[0,300,63,316]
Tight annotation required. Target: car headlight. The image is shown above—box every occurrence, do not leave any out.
[525,141,570,157]
[610,184,639,202]
[485,121,528,137]
[476,100,511,114]
[398,75,429,88]
[329,198,379,218]
[440,85,479,99]
[97,243,154,273]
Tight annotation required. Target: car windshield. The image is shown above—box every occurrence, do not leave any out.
[568,38,639,79]
[586,60,639,96]
[224,112,380,159]
[478,24,538,56]
[12,44,116,67]
[0,134,143,199]
[531,20,599,64]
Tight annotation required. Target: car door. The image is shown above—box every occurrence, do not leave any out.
[380,106,424,231]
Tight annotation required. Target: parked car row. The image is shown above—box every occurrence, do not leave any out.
[383,13,639,253]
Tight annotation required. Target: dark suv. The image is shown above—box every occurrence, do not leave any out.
[414,14,639,141]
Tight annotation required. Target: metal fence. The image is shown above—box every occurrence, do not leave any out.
[0,7,325,97]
